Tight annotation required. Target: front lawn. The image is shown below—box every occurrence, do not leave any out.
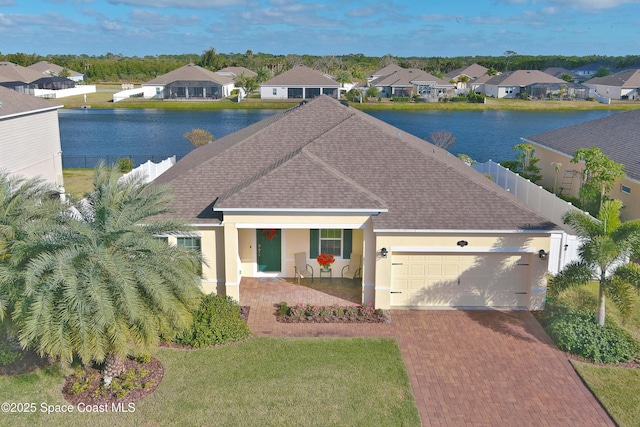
[0,337,420,426]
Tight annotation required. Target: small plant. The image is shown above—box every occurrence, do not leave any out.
[131,353,151,363]
[276,301,289,317]
[116,157,134,173]
[69,370,98,395]
[0,341,22,366]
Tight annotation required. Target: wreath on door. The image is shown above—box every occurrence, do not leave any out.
[262,229,277,240]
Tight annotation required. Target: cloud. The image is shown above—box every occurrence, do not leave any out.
[129,9,200,31]
[419,14,463,22]
[549,0,640,8]
[108,0,250,8]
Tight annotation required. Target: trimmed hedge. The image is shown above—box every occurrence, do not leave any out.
[540,300,639,363]
[174,294,251,348]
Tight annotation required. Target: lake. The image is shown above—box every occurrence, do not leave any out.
[58,108,618,168]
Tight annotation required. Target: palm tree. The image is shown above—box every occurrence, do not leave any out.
[13,165,203,384]
[550,199,640,325]
[0,170,60,323]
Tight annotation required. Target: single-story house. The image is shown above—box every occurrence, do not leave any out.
[152,95,558,311]
[521,109,640,220]
[142,64,235,100]
[0,86,64,186]
[27,61,84,82]
[583,69,640,100]
[216,67,257,79]
[571,63,607,79]
[542,67,581,82]
[483,70,567,98]
[444,64,488,89]
[367,64,404,83]
[259,65,339,100]
[0,61,68,92]
[369,67,455,99]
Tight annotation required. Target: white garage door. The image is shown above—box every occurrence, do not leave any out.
[390,253,531,308]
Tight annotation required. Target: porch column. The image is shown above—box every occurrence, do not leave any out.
[362,219,377,307]
[223,221,241,303]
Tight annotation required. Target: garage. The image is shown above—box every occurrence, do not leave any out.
[390,252,532,308]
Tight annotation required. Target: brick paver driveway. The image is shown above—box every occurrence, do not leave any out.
[242,278,614,426]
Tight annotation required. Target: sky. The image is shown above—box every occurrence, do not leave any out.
[1,0,639,58]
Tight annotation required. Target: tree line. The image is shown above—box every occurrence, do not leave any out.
[2,48,639,84]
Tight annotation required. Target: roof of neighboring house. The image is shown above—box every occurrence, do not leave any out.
[153,96,556,231]
[0,85,62,119]
[27,61,83,78]
[523,109,640,182]
[143,63,234,86]
[484,70,566,86]
[370,68,452,87]
[572,63,605,73]
[0,62,48,83]
[583,69,640,88]
[542,67,580,80]
[445,64,488,80]
[216,67,257,78]
[369,64,404,79]
[261,65,339,87]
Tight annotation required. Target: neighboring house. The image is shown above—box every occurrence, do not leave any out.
[571,63,607,78]
[141,64,235,100]
[521,109,640,220]
[469,74,493,94]
[483,70,566,98]
[583,69,640,100]
[216,67,257,79]
[369,67,455,99]
[0,61,57,91]
[152,96,558,311]
[542,67,581,82]
[0,61,94,99]
[0,86,64,186]
[259,65,340,100]
[27,61,85,82]
[367,64,404,83]
[444,63,488,89]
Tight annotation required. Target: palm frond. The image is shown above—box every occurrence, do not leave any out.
[605,277,636,324]
[562,209,602,238]
[548,261,594,296]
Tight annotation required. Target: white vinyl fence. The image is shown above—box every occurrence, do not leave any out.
[120,156,176,183]
[472,160,591,273]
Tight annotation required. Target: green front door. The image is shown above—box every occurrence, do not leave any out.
[257,229,281,272]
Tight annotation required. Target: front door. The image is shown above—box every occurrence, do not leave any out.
[257,229,281,272]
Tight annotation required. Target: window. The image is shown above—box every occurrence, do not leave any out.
[272,88,277,95]
[621,184,631,194]
[320,229,342,257]
[177,237,201,251]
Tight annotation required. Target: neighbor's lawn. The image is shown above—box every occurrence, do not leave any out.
[62,169,95,199]
[0,337,420,427]
[553,282,640,427]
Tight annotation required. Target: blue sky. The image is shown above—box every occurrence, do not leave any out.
[1,0,639,57]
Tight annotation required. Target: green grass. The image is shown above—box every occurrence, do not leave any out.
[62,169,95,199]
[0,337,420,427]
[552,282,640,427]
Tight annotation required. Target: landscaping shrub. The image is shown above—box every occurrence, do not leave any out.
[390,96,410,103]
[467,92,486,103]
[540,300,639,363]
[449,96,469,103]
[116,157,134,173]
[174,294,251,348]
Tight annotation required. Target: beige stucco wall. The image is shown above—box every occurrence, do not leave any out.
[0,110,63,186]
[534,145,640,220]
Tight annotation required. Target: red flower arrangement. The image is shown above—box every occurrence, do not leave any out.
[317,253,335,268]
[262,229,277,240]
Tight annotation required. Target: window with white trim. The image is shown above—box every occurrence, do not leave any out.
[272,88,277,95]
[320,229,342,257]
[177,237,201,251]
[621,184,631,194]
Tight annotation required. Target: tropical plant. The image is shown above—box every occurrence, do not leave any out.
[365,86,379,98]
[501,143,542,183]
[571,146,624,214]
[12,165,203,384]
[549,199,640,325]
[234,73,258,99]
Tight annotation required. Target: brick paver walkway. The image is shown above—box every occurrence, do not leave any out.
[240,278,614,426]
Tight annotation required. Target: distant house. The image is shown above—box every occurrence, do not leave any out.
[142,64,235,100]
[444,64,488,89]
[152,95,557,310]
[483,70,566,98]
[367,64,404,83]
[583,69,640,100]
[522,109,640,220]
[27,61,84,82]
[259,65,340,100]
[542,67,581,82]
[571,63,607,78]
[369,67,454,99]
[216,67,257,79]
[0,61,68,92]
[0,86,64,186]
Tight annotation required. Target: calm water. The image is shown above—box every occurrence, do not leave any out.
[59,108,618,168]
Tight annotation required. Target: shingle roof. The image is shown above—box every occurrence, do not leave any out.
[143,64,234,85]
[584,69,640,87]
[261,65,339,87]
[0,85,62,118]
[445,64,488,80]
[523,109,640,182]
[216,67,257,78]
[27,61,83,78]
[0,62,47,83]
[369,64,404,79]
[370,68,452,87]
[153,96,556,231]
[485,70,566,86]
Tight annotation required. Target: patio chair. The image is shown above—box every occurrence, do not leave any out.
[294,252,314,285]
[341,253,362,280]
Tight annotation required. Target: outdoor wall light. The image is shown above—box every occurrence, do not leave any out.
[456,240,468,247]
[380,248,388,258]
[538,250,549,260]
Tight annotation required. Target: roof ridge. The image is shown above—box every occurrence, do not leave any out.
[216,100,356,202]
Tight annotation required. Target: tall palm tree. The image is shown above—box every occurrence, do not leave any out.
[13,165,203,383]
[550,199,640,325]
[0,170,60,323]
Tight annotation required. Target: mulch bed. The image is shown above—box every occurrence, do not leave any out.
[62,357,164,407]
[276,310,391,324]
[0,349,50,376]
